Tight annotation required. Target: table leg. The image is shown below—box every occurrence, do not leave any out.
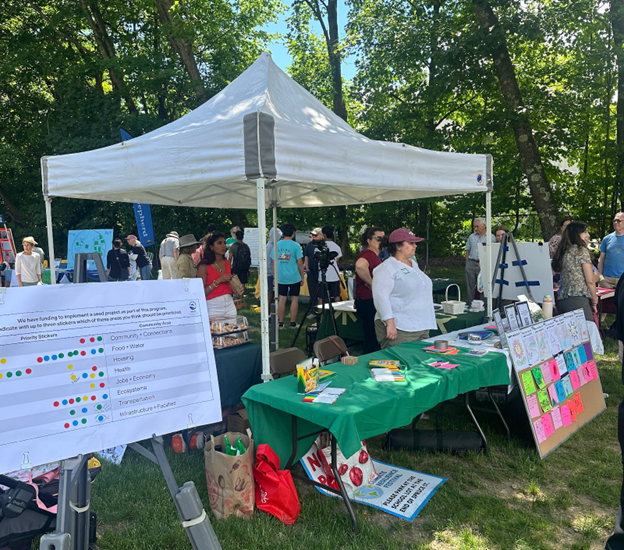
[487,388,510,441]
[330,435,359,534]
[464,393,489,455]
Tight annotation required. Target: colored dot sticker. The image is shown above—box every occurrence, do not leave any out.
[69,399,74,404]
[82,373,88,379]
[103,394,108,399]
[82,407,88,413]
[71,375,77,381]
[74,350,78,355]
[81,418,87,424]
[37,357,43,363]
[91,349,96,355]
[90,383,95,389]
[0,358,5,364]
[62,400,68,405]
[100,383,105,388]
[90,373,95,379]
[98,372,104,377]
[98,415,103,421]
[80,338,85,344]
[97,404,102,410]
[91,395,96,401]
[16,371,21,376]
[7,372,12,378]
[25,369,32,374]
[70,410,75,415]
[97,336,102,342]
[64,423,70,429]
[52,355,57,360]
[98,348,104,353]
[0,374,3,380]
[68,365,73,370]
[81,351,86,356]
[90,337,95,343]
[59,353,64,359]
[76,397,81,403]
[92,366,97,372]
[44,356,49,361]
[83,396,88,401]
[73,420,78,426]
[53,401,59,407]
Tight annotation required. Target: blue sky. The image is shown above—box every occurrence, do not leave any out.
[260,0,357,81]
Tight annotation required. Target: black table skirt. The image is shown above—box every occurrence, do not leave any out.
[214,342,262,406]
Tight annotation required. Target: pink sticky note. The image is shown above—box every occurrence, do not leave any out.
[577,366,587,386]
[551,406,563,430]
[533,418,546,443]
[527,394,541,418]
[541,363,553,385]
[569,370,580,391]
[548,384,558,405]
[587,361,598,382]
[541,412,555,438]
[437,363,459,369]
[560,404,572,427]
[549,359,561,382]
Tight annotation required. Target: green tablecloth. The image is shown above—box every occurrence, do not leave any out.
[242,341,510,468]
[316,308,485,342]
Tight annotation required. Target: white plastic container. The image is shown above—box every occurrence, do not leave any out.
[542,295,553,319]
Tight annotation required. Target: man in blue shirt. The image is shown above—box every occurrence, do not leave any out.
[270,223,304,329]
[465,217,495,307]
[599,212,624,289]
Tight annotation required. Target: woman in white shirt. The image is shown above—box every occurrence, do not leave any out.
[15,236,42,287]
[372,228,436,349]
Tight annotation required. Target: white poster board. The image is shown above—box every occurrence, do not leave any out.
[479,242,553,304]
[0,279,221,474]
[244,227,260,268]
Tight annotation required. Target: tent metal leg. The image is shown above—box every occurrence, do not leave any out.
[272,203,279,350]
[485,189,492,320]
[44,195,57,284]
[256,178,271,381]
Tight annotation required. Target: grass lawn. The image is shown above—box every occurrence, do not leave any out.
[63,267,623,550]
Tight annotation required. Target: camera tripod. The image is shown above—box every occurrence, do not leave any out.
[291,267,341,348]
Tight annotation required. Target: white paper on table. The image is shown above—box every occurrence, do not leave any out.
[0,279,221,474]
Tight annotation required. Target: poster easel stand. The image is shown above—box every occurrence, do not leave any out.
[491,232,536,311]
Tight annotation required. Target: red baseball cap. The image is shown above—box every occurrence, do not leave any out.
[388,228,424,244]
[125,234,137,241]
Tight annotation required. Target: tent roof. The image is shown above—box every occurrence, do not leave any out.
[41,52,491,209]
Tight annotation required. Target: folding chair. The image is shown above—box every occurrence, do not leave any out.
[270,347,307,378]
[313,336,348,366]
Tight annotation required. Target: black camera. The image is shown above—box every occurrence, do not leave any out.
[313,239,339,271]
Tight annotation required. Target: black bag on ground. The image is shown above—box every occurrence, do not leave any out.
[386,429,484,454]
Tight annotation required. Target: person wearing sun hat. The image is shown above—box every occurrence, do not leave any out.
[15,236,42,287]
[372,228,436,349]
[175,234,201,279]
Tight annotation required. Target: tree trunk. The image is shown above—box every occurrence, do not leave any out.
[612,0,624,210]
[326,0,348,122]
[79,0,139,114]
[154,0,207,106]
[474,0,559,240]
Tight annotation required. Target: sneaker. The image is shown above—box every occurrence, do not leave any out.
[278,322,284,329]
[290,322,297,328]
[306,313,316,320]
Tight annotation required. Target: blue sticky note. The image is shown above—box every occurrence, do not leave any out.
[564,352,576,372]
[572,348,583,370]
[561,375,573,397]
[578,345,587,365]
[555,380,567,403]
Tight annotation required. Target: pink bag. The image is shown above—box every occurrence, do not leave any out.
[253,444,301,524]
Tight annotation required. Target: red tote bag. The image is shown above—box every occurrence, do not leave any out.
[253,443,301,524]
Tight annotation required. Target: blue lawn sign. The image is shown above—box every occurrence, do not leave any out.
[0,215,4,223]
[121,129,155,247]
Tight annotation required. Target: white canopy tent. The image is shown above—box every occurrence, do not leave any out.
[41,52,494,380]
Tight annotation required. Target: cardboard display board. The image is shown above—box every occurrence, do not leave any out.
[506,310,606,458]
[0,279,221,474]
[480,241,553,304]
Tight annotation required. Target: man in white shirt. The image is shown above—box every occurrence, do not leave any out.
[465,217,495,306]
[15,236,42,287]
[318,226,343,303]
[159,231,179,279]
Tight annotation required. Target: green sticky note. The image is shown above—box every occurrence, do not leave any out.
[531,366,546,389]
[538,388,552,413]
[522,371,536,395]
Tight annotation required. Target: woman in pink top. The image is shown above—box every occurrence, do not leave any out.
[355,227,385,353]
[197,233,237,317]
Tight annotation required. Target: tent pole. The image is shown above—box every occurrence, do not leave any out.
[257,178,272,381]
[272,203,279,349]
[44,195,57,285]
[485,189,492,320]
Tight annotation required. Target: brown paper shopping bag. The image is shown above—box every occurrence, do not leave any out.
[204,432,255,520]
